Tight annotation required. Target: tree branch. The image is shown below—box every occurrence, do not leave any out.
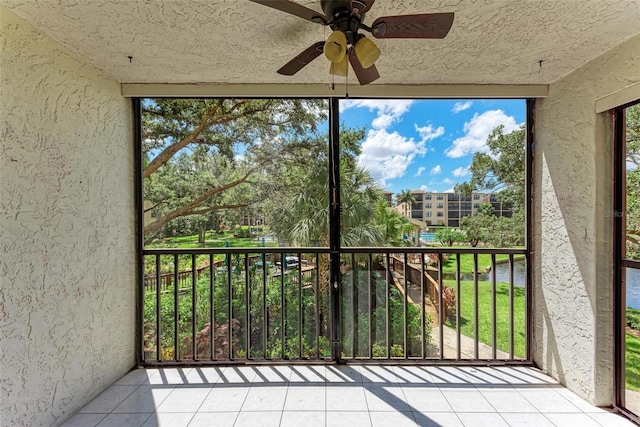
[143,103,222,178]
[144,170,254,236]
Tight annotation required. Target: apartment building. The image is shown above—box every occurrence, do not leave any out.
[396,190,513,227]
[382,190,394,207]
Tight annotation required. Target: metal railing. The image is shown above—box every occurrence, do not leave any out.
[141,246,528,365]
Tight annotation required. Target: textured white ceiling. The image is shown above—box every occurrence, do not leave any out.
[2,0,639,85]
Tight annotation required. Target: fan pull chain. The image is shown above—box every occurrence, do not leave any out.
[345,72,349,98]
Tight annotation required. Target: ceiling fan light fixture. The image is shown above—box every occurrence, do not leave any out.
[354,36,380,69]
[324,29,347,63]
[329,55,349,77]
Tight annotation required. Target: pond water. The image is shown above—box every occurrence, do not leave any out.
[443,260,527,289]
[626,268,640,309]
[459,259,640,310]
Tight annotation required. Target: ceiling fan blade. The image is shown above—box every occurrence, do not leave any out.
[370,13,454,39]
[346,0,375,14]
[249,0,328,24]
[348,48,379,85]
[277,42,325,76]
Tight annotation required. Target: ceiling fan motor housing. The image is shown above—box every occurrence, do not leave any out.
[321,0,366,45]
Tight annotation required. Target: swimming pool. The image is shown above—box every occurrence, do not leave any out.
[419,233,436,242]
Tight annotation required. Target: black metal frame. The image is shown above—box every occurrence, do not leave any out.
[613,101,640,424]
[329,97,342,362]
[134,96,533,367]
[133,98,144,365]
[526,98,534,362]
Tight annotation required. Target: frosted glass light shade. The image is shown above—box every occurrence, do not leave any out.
[329,56,348,77]
[354,36,380,68]
[324,30,347,63]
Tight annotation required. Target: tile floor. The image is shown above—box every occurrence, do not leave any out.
[61,365,637,427]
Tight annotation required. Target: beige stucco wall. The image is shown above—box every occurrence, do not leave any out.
[533,33,640,405]
[0,8,135,426]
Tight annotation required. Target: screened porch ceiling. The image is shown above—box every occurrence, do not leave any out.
[2,0,639,96]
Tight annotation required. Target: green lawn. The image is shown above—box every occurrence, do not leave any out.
[626,332,640,391]
[442,253,514,274]
[146,230,278,250]
[443,279,526,358]
[145,230,278,274]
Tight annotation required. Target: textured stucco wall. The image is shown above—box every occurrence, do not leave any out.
[0,8,135,427]
[533,33,640,406]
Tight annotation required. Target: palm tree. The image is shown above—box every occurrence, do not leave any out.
[396,189,416,218]
[287,160,383,248]
[374,200,413,246]
[285,160,384,341]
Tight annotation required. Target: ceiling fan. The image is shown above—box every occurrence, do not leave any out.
[249,0,454,85]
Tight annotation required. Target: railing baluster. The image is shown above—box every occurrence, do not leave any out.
[368,253,373,360]
[262,251,268,359]
[473,253,479,359]
[174,254,179,361]
[524,255,529,360]
[281,252,285,359]
[491,254,497,360]
[385,252,391,359]
[298,252,303,360]
[210,253,214,361]
[244,253,250,361]
[227,251,232,360]
[191,254,197,360]
[352,253,357,359]
[403,253,408,359]
[155,255,161,362]
[456,253,461,360]
[438,253,444,361]
[315,254,320,359]
[509,253,514,359]
[420,252,425,359]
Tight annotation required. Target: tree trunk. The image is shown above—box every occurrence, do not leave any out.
[198,222,206,246]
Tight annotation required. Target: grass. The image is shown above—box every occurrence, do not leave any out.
[442,253,513,274]
[626,332,640,391]
[443,279,526,358]
[626,308,640,391]
[146,230,278,250]
[144,230,279,274]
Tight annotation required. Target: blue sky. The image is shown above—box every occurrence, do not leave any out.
[339,99,526,194]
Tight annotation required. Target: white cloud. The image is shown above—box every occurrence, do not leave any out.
[452,101,473,113]
[415,124,445,142]
[452,167,469,177]
[443,187,456,193]
[443,178,453,185]
[430,165,442,175]
[372,114,394,129]
[419,185,431,192]
[340,99,414,130]
[357,128,426,186]
[414,166,426,177]
[445,110,520,158]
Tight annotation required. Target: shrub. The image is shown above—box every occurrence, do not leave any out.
[425,253,449,267]
[442,286,457,321]
[628,308,640,330]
